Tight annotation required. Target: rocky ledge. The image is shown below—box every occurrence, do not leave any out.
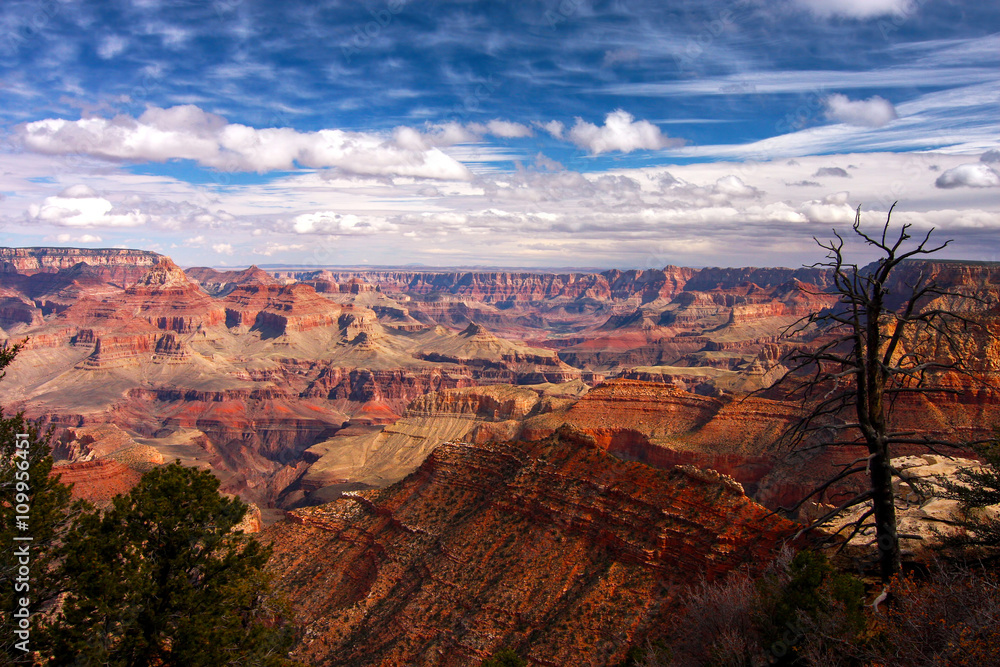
[265,431,795,666]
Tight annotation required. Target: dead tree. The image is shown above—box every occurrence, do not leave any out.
[773,203,983,584]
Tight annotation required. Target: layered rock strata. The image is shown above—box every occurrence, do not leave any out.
[266,432,796,666]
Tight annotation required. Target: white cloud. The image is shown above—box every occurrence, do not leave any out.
[28,195,147,228]
[824,94,898,128]
[484,120,533,139]
[537,120,565,140]
[292,211,397,235]
[97,35,128,59]
[567,110,676,155]
[212,243,234,255]
[713,175,761,198]
[393,122,478,150]
[795,0,913,19]
[533,153,564,172]
[801,191,856,224]
[17,105,472,181]
[185,235,206,245]
[935,164,1000,189]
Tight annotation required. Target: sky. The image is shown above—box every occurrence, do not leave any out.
[0,0,997,270]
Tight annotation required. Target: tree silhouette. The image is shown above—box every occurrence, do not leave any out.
[773,204,986,584]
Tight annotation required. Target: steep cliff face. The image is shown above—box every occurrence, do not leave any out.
[121,259,228,333]
[266,433,796,666]
[0,247,161,283]
[51,423,164,505]
[279,266,835,305]
[223,283,345,335]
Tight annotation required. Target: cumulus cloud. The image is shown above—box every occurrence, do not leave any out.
[787,180,821,187]
[17,105,472,181]
[935,164,1000,189]
[212,243,234,255]
[393,122,478,150]
[656,171,682,189]
[801,191,856,224]
[795,0,913,19]
[292,211,397,235]
[713,175,761,198]
[813,166,851,178]
[824,94,898,128]
[27,195,147,228]
[566,110,677,155]
[532,153,564,172]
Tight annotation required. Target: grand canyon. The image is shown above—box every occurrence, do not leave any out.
[1,246,997,664]
[3,2,999,663]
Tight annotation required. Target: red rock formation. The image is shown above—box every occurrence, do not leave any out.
[51,458,143,503]
[121,259,227,333]
[223,283,342,334]
[185,264,279,296]
[265,432,796,666]
[0,247,161,284]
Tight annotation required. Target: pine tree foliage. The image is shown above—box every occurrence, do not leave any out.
[0,342,79,662]
[44,461,298,665]
[943,439,1000,559]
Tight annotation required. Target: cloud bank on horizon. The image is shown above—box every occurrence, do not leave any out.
[0,0,998,269]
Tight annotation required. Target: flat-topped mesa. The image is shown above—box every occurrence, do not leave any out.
[0,247,162,279]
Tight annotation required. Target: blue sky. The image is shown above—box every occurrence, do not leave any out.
[0,0,997,268]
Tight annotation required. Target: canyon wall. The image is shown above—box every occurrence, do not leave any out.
[266,432,796,666]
